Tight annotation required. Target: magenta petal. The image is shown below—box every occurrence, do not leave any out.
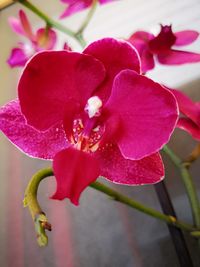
[106,70,178,160]
[175,30,199,46]
[149,25,176,52]
[19,10,34,41]
[128,31,154,43]
[139,48,154,73]
[52,147,100,205]
[0,100,69,159]
[127,33,155,73]
[84,38,141,102]
[60,1,91,18]
[36,28,57,50]
[128,34,155,73]
[170,89,200,127]
[96,144,164,185]
[157,49,200,65]
[7,47,29,68]
[177,118,200,141]
[8,17,25,36]
[136,46,155,73]
[19,51,105,131]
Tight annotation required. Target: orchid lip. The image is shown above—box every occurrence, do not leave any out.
[70,115,105,153]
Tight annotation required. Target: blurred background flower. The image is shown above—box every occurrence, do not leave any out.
[7,10,57,67]
[60,0,117,18]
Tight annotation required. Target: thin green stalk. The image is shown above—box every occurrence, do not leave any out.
[23,168,53,246]
[76,0,98,35]
[24,167,198,247]
[90,180,195,232]
[183,143,200,168]
[76,33,87,47]
[14,0,86,48]
[163,145,200,228]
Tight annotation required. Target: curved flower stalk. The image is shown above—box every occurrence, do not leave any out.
[60,0,116,18]
[24,167,198,246]
[7,10,57,68]
[0,38,178,205]
[127,24,200,73]
[170,89,200,140]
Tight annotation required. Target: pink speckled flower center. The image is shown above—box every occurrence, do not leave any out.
[70,118,105,152]
[70,96,105,152]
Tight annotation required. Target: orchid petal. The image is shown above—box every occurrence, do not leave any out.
[18,51,105,131]
[98,114,121,148]
[106,70,178,160]
[0,100,69,159]
[170,89,200,127]
[36,28,57,50]
[52,147,100,205]
[157,49,200,65]
[128,31,154,43]
[149,25,176,52]
[7,47,29,68]
[177,118,200,141]
[19,10,35,41]
[175,30,199,46]
[60,1,90,18]
[96,144,164,185]
[140,49,154,73]
[127,33,155,73]
[84,38,141,102]
[62,100,81,141]
[8,17,25,36]
[138,47,154,73]
[60,0,115,18]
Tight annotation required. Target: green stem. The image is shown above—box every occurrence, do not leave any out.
[183,143,200,168]
[90,180,196,232]
[76,0,98,35]
[14,0,86,48]
[23,168,53,246]
[163,145,200,228]
[76,33,87,48]
[24,168,198,247]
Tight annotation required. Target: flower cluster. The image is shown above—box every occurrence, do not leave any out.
[0,38,178,205]
[7,10,57,68]
[127,24,200,140]
[128,25,200,73]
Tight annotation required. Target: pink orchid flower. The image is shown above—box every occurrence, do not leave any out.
[170,89,200,140]
[0,38,178,205]
[60,0,115,18]
[128,25,200,73]
[7,10,57,68]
